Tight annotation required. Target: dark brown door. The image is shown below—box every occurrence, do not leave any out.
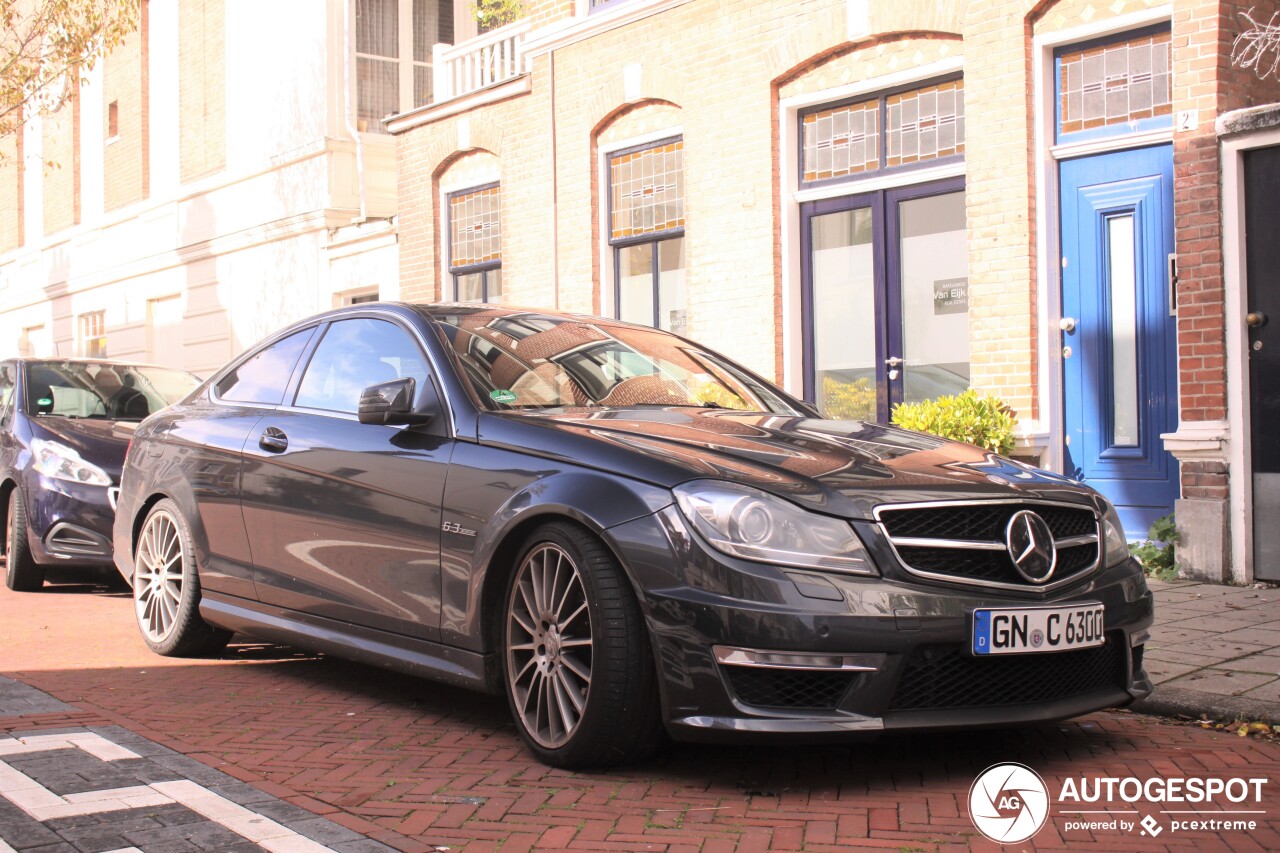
[1246,146,1280,580]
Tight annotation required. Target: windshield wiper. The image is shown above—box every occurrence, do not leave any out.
[630,401,728,410]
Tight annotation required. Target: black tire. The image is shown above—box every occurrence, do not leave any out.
[5,488,45,592]
[501,521,663,768]
[132,499,232,657]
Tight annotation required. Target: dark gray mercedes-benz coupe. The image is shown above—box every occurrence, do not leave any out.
[112,303,1154,767]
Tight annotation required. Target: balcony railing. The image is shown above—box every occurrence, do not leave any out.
[432,20,532,103]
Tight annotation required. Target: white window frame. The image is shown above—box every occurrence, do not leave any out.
[78,310,107,358]
[337,287,381,306]
[353,0,441,130]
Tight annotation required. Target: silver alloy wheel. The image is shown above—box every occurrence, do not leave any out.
[134,509,185,643]
[506,543,593,749]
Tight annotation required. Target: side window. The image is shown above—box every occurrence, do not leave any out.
[216,329,315,405]
[294,318,430,415]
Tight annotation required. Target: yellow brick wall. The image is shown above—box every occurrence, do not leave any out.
[179,0,226,184]
[0,132,20,253]
[42,92,80,236]
[1032,0,1165,34]
[400,1,977,382]
[959,1,1038,424]
[103,0,149,211]
[526,0,574,30]
[398,0,1257,432]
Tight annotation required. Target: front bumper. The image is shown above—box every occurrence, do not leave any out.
[23,472,117,569]
[609,506,1155,742]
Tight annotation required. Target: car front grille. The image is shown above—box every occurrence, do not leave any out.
[724,666,856,710]
[875,501,1100,590]
[887,635,1126,712]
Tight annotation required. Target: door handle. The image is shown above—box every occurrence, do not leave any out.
[884,356,904,367]
[1247,311,1268,328]
[259,427,288,453]
[1059,317,1077,333]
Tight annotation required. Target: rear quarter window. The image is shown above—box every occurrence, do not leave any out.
[216,328,315,405]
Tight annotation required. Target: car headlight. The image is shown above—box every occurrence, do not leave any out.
[1102,501,1129,568]
[674,480,876,575]
[31,438,112,487]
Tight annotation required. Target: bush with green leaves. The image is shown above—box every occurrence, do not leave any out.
[890,388,1017,455]
[1129,513,1180,581]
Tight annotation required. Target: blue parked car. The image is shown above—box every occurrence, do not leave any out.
[1,358,200,590]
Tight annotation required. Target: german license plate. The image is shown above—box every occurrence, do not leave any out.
[972,603,1105,655]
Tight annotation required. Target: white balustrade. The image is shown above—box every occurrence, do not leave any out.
[432,20,532,104]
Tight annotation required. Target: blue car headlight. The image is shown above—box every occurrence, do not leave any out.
[31,438,112,487]
[674,480,876,575]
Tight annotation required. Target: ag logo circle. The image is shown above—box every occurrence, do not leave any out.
[968,762,1050,844]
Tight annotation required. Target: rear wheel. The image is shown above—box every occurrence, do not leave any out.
[502,522,662,768]
[133,499,231,656]
[4,488,45,592]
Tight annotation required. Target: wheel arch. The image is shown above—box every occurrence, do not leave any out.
[130,491,175,559]
[0,476,16,553]
[465,472,672,688]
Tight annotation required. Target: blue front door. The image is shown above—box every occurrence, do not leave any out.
[1059,145,1177,538]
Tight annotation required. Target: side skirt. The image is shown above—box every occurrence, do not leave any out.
[200,593,499,695]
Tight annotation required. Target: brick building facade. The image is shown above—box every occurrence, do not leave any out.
[390,0,1280,582]
[0,0,422,374]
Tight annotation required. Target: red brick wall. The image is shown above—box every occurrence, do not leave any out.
[1173,1,1280,425]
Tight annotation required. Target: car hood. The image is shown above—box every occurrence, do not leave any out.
[484,407,1097,520]
[29,417,136,482]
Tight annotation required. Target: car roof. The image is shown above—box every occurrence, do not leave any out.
[9,357,193,372]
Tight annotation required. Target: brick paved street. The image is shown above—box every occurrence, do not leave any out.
[3,579,1279,852]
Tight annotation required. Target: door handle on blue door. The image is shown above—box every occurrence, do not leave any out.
[259,427,288,453]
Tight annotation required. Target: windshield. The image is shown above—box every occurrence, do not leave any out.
[431,309,807,416]
[24,362,200,421]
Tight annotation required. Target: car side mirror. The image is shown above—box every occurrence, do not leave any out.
[358,377,434,426]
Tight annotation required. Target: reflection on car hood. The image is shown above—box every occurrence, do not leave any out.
[29,417,136,480]
[498,407,1095,519]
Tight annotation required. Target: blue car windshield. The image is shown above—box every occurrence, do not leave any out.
[431,308,806,415]
[26,362,201,421]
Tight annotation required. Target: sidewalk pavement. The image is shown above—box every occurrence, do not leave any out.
[1134,577,1280,724]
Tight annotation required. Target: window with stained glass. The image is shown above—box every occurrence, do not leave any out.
[608,139,686,332]
[449,184,503,303]
[1057,30,1171,141]
[800,78,964,185]
[802,99,879,182]
[885,80,964,168]
[609,139,684,240]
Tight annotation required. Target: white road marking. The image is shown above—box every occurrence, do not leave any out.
[0,733,333,851]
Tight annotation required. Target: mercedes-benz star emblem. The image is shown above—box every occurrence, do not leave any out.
[1005,510,1057,583]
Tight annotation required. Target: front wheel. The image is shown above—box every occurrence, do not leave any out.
[502,522,663,768]
[133,499,231,657]
[5,488,45,591]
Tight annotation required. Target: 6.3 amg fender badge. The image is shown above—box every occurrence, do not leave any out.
[1005,510,1057,583]
[441,521,477,537]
